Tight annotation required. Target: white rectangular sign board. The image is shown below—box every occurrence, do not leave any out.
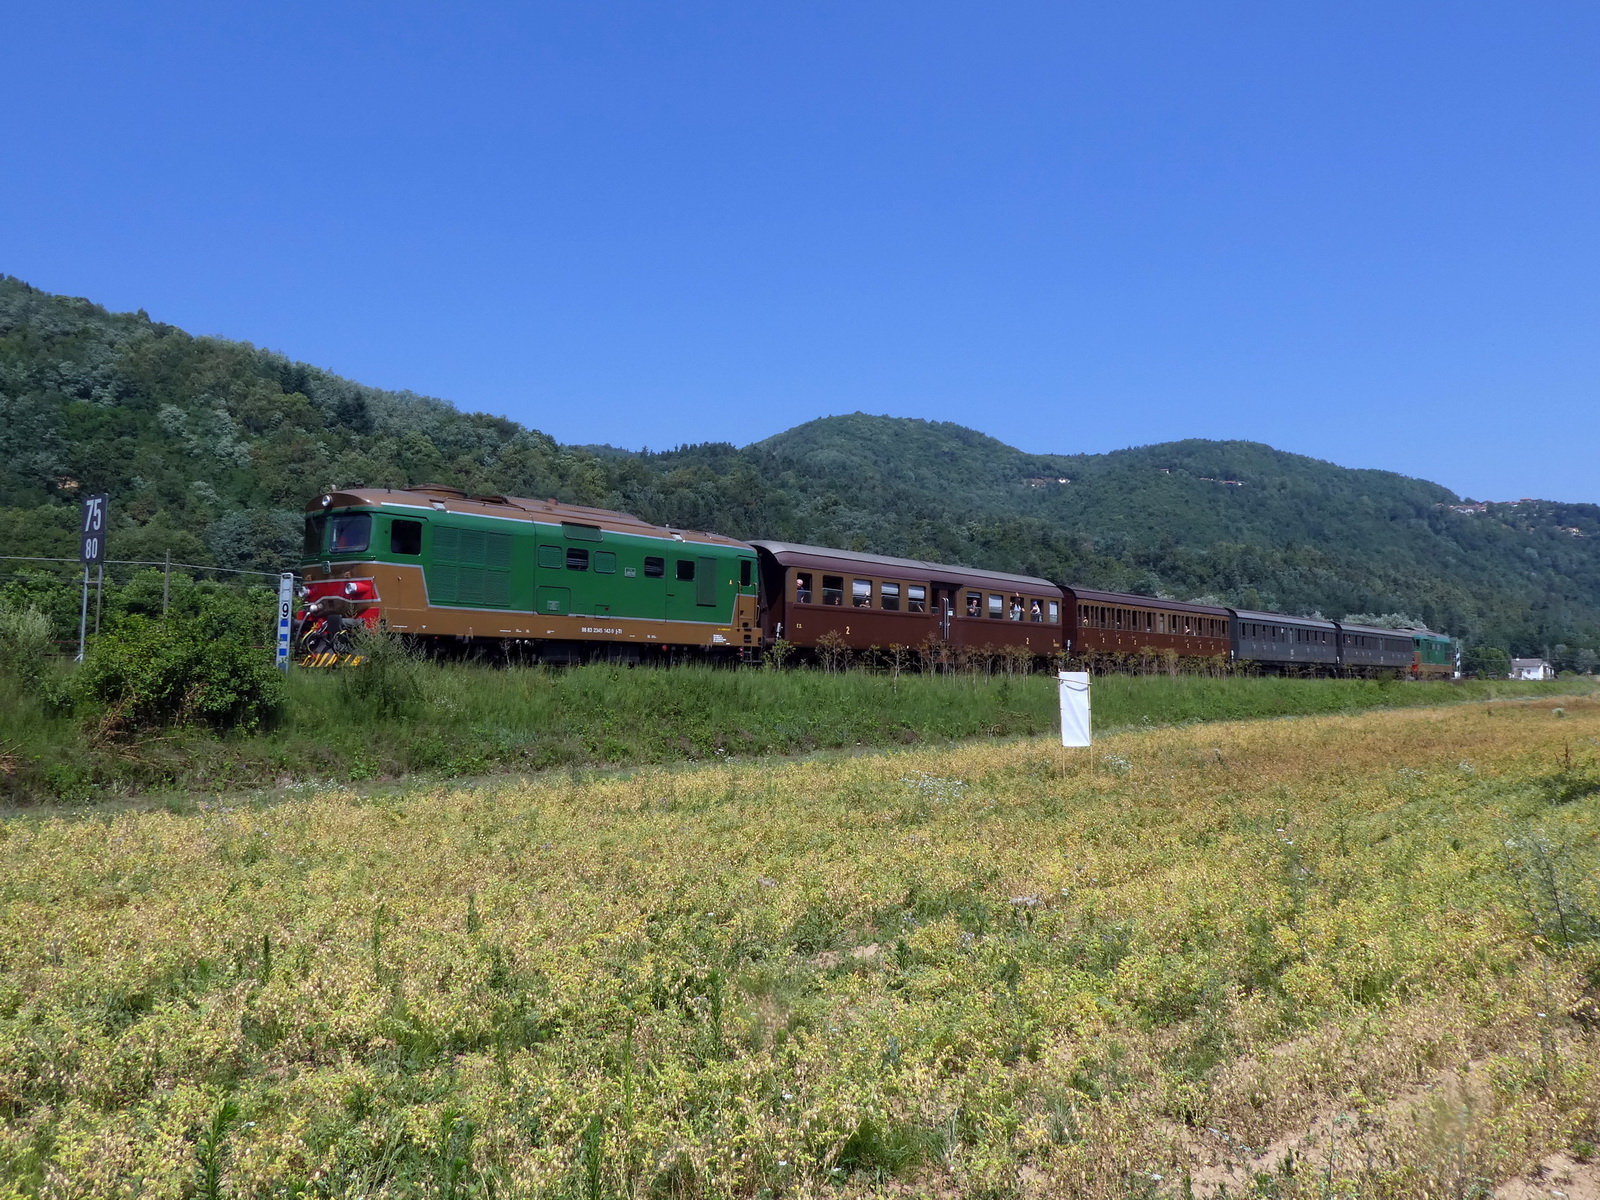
[1058,671,1091,747]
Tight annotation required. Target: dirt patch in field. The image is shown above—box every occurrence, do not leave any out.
[1495,1153,1600,1200]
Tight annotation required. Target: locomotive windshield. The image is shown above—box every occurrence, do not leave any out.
[329,513,372,553]
[302,515,326,557]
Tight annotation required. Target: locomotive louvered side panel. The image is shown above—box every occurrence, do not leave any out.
[428,525,512,608]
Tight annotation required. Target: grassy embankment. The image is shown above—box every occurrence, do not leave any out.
[0,663,1590,804]
[1,695,1598,1196]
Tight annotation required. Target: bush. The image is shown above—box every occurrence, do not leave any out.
[1463,644,1512,679]
[0,601,53,690]
[337,625,426,718]
[77,599,284,735]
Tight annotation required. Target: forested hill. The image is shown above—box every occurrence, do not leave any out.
[3,274,1598,657]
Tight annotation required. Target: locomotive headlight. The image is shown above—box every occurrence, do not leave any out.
[344,582,361,597]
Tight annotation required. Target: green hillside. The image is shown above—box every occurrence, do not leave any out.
[3,275,1597,658]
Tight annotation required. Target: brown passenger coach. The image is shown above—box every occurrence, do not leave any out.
[1063,586,1232,662]
[751,541,1063,656]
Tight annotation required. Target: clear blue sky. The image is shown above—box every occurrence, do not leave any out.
[6,2,1597,502]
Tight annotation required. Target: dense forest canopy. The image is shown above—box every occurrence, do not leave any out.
[3,274,1597,658]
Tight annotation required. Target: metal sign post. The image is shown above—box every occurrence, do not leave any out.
[76,493,108,662]
[275,572,295,672]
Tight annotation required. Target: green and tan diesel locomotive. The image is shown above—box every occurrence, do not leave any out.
[297,484,760,663]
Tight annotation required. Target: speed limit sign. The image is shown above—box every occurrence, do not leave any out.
[80,494,108,564]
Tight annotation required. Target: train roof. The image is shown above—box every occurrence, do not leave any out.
[307,487,753,549]
[749,541,1059,594]
[1228,609,1337,630]
[1063,586,1231,617]
[1336,622,1416,639]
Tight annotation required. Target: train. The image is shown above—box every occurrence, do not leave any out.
[295,485,1457,679]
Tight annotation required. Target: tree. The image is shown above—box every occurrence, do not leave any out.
[1462,645,1511,679]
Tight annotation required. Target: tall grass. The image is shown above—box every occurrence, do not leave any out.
[0,660,1590,804]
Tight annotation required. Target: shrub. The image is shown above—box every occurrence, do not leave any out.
[337,624,426,718]
[0,601,54,690]
[77,600,284,735]
[1464,644,1512,679]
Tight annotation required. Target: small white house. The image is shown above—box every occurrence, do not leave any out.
[1509,658,1554,680]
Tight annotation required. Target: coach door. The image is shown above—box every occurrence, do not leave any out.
[932,586,955,640]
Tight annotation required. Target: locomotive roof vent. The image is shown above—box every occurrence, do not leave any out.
[412,483,468,499]
[469,494,509,505]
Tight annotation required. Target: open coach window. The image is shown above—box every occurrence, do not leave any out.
[329,513,371,553]
[822,575,844,606]
[795,572,813,603]
[390,519,423,555]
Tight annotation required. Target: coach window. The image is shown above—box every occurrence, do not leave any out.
[1030,599,1043,622]
[1047,600,1059,623]
[881,581,901,611]
[1008,596,1022,621]
[907,584,927,613]
[987,594,1004,619]
[390,519,423,556]
[644,556,665,578]
[966,592,982,617]
[852,579,872,608]
[567,548,589,571]
[675,559,695,581]
[795,572,813,603]
[822,575,844,606]
[594,551,616,574]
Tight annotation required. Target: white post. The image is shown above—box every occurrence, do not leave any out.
[1058,671,1091,747]
[76,566,90,662]
[275,573,295,673]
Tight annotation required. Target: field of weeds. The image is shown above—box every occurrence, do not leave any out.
[1,695,1598,1197]
[2,660,1586,804]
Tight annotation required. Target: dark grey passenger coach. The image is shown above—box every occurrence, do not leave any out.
[1334,623,1414,672]
[1228,609,1339,671]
